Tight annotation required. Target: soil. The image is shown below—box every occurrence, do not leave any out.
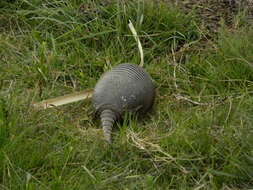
[176,0,253,33]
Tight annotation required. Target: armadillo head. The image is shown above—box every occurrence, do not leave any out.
[92,63,155,143]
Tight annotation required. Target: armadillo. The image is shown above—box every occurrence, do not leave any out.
[92,63,155,143]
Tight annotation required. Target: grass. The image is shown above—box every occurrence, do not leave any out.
[1,0,253,189]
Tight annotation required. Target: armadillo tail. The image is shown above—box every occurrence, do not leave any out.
[100,109,116,144]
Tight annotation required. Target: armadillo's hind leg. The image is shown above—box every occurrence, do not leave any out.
[100,109,116,144]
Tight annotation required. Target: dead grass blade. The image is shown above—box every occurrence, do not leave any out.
[126,129,175,161]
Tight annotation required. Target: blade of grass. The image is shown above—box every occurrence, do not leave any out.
[57,30,117,46]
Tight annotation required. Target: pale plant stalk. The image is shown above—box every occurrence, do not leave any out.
[128,20,144,67]
[33,89,93,109]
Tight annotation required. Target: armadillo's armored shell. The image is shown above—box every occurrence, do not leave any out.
[92,63,155,117]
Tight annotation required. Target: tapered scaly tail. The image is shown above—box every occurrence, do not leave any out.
[100,109,116,144]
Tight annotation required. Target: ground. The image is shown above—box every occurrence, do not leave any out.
[1,0,253,189]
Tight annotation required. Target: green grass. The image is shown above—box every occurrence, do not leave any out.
[1,0,253,189]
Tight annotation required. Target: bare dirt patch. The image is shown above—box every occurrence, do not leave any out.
[177,0,253,33]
